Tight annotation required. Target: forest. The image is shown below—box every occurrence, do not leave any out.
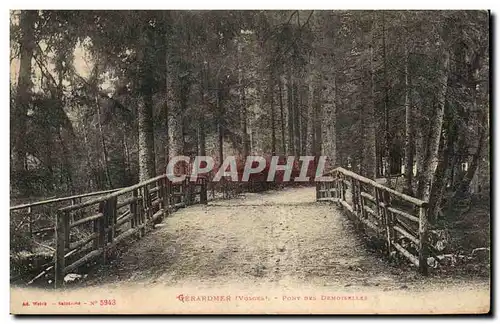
[10,10,489,228]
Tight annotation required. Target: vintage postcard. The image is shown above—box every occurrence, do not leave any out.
[9,9,490,314]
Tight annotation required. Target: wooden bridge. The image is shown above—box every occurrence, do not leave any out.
[10,167,433,289]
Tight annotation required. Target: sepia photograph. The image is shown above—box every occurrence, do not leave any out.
[8,9,491,314]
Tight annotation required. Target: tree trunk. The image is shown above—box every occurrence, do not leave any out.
[381,12,391,178]
[307,74,315,156]
[269,74,276,155]
[240,77,250,159]
[58,129,75,195]
[137,91,156,182]
[418,50,450,202]
[454,118,486,198]
[167,92,183,164]
[217,88,224,166]
[312,74,323,162]
[287,66,295,156]
[366,43,378,179]
[321,71,336,169]
[293,83,301,158]
[300,83,308,156]
[198,91,206,157]
[429,103,458,222]
[12,10,37,194]
[403,47,415,194]
[278,78,286,155]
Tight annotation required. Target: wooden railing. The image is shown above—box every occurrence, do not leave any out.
[51,174,208,287]
[10,188,123,242]
[316,167,430,275]
[10,175,208,288]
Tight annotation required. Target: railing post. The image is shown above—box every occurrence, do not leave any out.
[64,212,70,250]
[143,185,151,224]
[140,186,147,235]
[161,177,169,218]
[351,177,358,213]
[54,210,66,288]
[137,189,145,237]
[166,178,172,210]
[130,189,138,229]
[107,196,117,244]
[200,177,208,205]
[418,205,429,275]
[98,201,107,264]
[382,190,393,256]
[358,180,367,219]
[340,174,346,202]
[185,177,194,205]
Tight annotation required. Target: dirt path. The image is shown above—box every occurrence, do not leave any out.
[14,187,487,314]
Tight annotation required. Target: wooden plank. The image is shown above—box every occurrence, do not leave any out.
[393,242,419,267]
[70,212,103,228]
[317,197,338,202]
[318,189,337,193]
[358,215,381,233]
[388,207,419,223]
[63,249,102,274]
[149,186,160,194]
[393,226,420,245]
[108,228,139,249]
[152,209,164,221]
[116,209,131,222]
[116,211,132,227]
[172,202,186,208]
[363,205,379,218]
[340,200,353,213]
[116,196,137,209]
[68,233,98,251]
[361,191,375,202]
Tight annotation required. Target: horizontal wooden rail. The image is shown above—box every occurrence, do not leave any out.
[317,166,430,275]
[10,188,124,211]
[324,167,427,207]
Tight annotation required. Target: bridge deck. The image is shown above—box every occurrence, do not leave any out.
[80,187,475,290]
[11,187,489,314]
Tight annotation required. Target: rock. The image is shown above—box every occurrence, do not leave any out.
[471,247,490,262]
[437,254,457,266]
[427,257,438,268]
[64,273,82,283]
[400,285,408,289]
